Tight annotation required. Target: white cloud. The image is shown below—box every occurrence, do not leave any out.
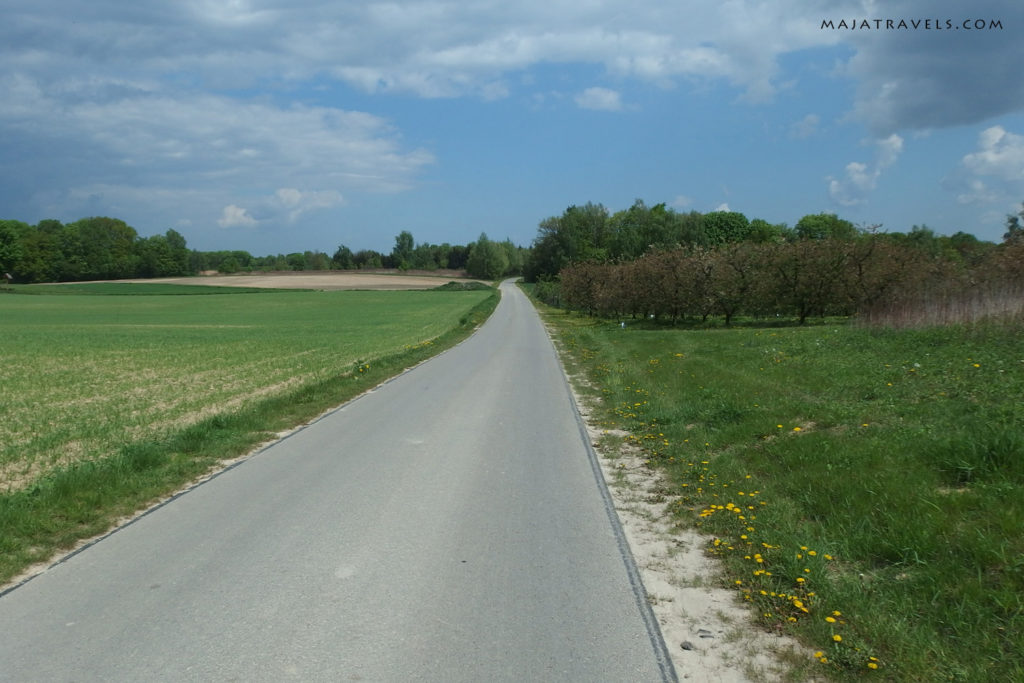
[218,204,256,228]
[0,1,857,104]
[713,203,731,212]
[0,72,432,231]
[828,134,904,206]
[273,188,345,222]
[961,126,1024,180]
[575,87,622,111]
[949,126,1024,207]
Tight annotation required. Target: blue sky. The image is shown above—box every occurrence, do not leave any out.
[3,0,1024,255]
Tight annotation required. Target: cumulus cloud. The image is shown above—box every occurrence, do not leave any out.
[273,188,345,222]
[575,87,622,111]
[828,134,904,206]
[218,205,256,228]
[0,70,432,230]
[961,126,1024,180]
[0,1,853,104]
[949,126,1024,207]
[2,0,1019,131]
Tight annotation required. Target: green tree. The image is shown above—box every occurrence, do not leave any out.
[392,230,415,269]
[446,244,469,270]
[0,220,29,277]
[500,238,524,276]
[332,245,355,269]
[1004,202,1024,245]
[747,218,785,244]
[164,229,190,274]
[524,203,609,281]
[466,233,509,280]
[353,250,383,269]
[794,213,858,241]
[702,211,750,245]
[71,216,140,279]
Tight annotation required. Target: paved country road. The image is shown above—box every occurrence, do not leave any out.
[0,280,676,682]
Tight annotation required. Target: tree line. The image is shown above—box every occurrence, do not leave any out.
[526,200,1024,325]
[0,217,525,283]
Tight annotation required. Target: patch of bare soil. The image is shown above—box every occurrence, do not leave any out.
[566,377,815,681]
[111,270,482,290]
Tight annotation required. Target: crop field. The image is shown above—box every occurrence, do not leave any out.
[1,285,492,490]
[0,284,496,585]
[541,305,1024,681]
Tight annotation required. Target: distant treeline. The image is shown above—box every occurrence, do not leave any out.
[0,218,525,283]
[525,200,1024,325]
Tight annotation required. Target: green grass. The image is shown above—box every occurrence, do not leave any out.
[537,304,1024,681]
[0,287,497,585]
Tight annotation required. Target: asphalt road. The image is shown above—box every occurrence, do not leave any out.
[0,280,676,682]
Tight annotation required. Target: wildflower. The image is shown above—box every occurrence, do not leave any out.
[868,662,878,670]
[833,634,842,642]
[825,616,836,623]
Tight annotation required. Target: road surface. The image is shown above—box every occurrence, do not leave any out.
[0,280,676,682]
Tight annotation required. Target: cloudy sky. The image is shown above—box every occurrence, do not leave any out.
[3,0,1023,254]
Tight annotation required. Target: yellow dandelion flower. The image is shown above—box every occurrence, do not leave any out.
[833,634,842,642]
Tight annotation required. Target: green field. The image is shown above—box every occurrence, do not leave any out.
[540,306,1024,681]
[0,285,496,584]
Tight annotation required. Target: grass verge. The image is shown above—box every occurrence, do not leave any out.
[533,299,1023,682]
[0,287,498,588]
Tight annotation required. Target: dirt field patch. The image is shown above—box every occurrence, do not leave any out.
[115,270,481,290]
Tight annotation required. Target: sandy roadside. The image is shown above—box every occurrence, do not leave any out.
[558,346,817,682]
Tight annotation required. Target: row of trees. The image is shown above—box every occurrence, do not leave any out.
[554,237,1022,324]
[0,218,526,283]
[529,200,1024,325]
[523,200,999,282]
[0,217,191,282]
